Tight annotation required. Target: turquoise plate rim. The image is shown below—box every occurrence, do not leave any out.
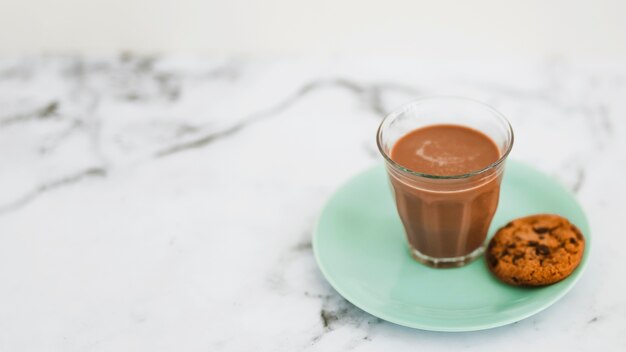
[312,160,590,332]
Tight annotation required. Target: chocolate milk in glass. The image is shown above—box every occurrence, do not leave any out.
[377,97,513,268]
[388,124,501,264]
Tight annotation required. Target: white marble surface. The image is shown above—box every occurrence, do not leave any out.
[0,55,624,351]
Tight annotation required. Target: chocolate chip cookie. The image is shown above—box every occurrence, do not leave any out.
[486,214,585,286]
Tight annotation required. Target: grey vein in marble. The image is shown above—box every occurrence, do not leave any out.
[0,101,59,127]
[156,78,416,157]
[0,167,106,215]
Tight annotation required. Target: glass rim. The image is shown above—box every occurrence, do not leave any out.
[376,96,514,180]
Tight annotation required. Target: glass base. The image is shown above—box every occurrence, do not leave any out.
[409,244,485,268]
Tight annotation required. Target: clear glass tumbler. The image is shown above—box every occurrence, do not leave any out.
[377,97,514,268]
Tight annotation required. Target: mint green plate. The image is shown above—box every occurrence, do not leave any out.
[313,160,590,332]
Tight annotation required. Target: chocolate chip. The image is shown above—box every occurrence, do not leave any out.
[535,245,551,256]
[528,241,539,247]
[489,256,499,267]
[507,243,517,249]
[512,254,525,264]
[512,277,519,283]
[534,226,551,234]
[569,238,578,245]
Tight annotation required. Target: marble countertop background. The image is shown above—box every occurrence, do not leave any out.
[0,55,624,351]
